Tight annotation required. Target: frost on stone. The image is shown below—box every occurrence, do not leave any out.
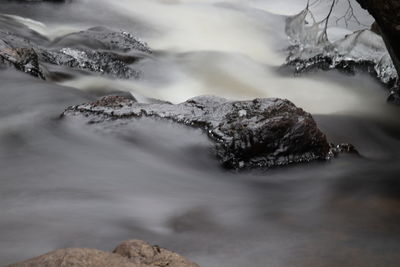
[39,28,151,79]
[60,48,92,69]
[376,54,398,84]
[284,7,398,86]
[40,46,140,79]
[63,95,332,170]
[0,23,149,80]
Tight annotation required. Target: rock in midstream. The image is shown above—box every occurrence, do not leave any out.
[50,26,151,54]
[283,8,398,90]
[0,32,44,79]
[7,239,200,267]
[61,95,347,169]
[0,16,151,79]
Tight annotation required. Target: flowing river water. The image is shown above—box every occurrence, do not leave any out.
[1,0,400,266]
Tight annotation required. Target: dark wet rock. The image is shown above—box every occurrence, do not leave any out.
[356,0,400,84]
[0,19,150,79]
[0,47,44,78]
[62,95,333,169]
[40,48,142,79]
[284,54,384,82]
[387,87,400,105]
[283,30,398,89]
[7,240,200,267]
[0,32,44,78]
[284,9,398,94]
[50,27,151,54]
[39,27,151,79]
[329,143,359,157]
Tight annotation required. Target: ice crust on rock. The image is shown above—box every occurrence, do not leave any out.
[284,8,398,85]
[62,95,333,170]
[0,19,150,80]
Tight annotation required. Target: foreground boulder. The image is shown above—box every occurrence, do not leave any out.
[7,239,200,267]
[7,249,136,267]
[113,240,199,267]
[62,95,332,169]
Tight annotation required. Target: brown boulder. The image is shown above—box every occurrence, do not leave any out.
[114,240,200,267]
[6,248,136,267]
[6,240,200,267]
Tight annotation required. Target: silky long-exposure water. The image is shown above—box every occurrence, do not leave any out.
[1,1,400,266]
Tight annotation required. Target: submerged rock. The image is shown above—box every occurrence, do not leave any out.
[62,95,333,169]
[7,239,200,267]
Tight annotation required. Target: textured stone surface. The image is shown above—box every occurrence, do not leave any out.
[63,95,332,169]
[7,240,200,267]
[50,27,151,53]
[0,30,44,78]
[0,17,150,79]
[283,5,398,95]
[7,249,137,267]
[114,240,200,267]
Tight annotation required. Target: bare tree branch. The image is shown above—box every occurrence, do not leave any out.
[334,0,367,27]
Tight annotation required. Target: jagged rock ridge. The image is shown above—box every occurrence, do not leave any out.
[0,15,151,80]
[63,95,333,169]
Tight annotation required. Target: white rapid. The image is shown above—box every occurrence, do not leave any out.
[10,0,389,117]
[81,0,380,116]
